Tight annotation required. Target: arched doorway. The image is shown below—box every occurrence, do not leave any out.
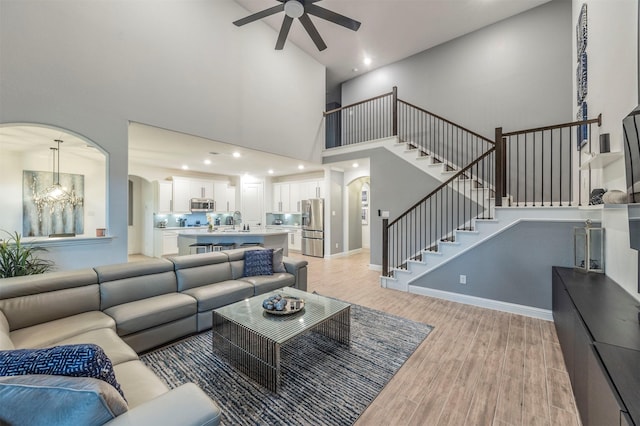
[0,123,107,238]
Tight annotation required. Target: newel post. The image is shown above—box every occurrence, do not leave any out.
[392,86,398,137]
[382,218,389,276]
[495,127,504,207]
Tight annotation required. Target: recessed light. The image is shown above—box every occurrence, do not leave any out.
[363,57,372,66]
[232,151,241,158]
[352,67,359,72]
[352,162,359,168]
[181,165,189,170]
[298,165,304,170]
[268,169,274,174]
[204,159,212,165]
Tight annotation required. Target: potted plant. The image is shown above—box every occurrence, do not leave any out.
[0,231,54,278]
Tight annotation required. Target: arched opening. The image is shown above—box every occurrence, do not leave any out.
[0,123,107,239]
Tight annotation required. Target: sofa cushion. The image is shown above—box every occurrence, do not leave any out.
[240,273,296,295]
[0,311,14,350]
[243,249,273,277]
[113,360,168,409]
[173,262,233,292]
[96,260,177,310]
[54,328,139,366]
[0,284,101,331]
[10,311,116,350]
[272,248,286,273]
[0,344,124,398]
[182,280,254,312]
[0,375,128,426]
[103,293,196,337]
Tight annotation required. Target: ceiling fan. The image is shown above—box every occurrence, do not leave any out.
[233,0,361,51]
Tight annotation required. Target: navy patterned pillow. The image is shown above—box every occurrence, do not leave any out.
[243,249,274,277]
[0,344,125,400]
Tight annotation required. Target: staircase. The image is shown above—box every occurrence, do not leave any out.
[324,87,602,293]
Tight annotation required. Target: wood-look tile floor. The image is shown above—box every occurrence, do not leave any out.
[289,250,580,426]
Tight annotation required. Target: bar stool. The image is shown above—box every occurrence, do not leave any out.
[189,243,212,255]
[210,244,223,252]
[217,242,236,251]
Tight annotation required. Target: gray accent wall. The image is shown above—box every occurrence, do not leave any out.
[412,220,586,310]
[341,0,573,139]
[323,147,443,265]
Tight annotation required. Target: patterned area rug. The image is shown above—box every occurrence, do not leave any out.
[140,303,433,425]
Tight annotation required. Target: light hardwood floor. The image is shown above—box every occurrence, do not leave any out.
[289,250,580,426]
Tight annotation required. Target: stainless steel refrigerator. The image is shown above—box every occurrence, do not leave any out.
[301,198,324,257]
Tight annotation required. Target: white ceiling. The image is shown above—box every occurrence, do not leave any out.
[2,0,552,179]
[231,0,552,93]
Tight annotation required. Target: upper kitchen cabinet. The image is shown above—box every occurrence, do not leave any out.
[213,182,236,212]
[300,180,323,200]
[271,179,324,213]
[273,183,291,213]
[172,176,215,213]
[154,180,173,214]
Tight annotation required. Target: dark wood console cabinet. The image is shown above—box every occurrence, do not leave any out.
[552,267,640,426]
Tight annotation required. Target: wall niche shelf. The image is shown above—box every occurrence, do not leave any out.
[579,151,623,170]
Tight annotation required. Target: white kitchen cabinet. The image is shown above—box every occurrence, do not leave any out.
[273,183,291,212]
[300,180,323,200]
[153,229,179,257]
[154,180,173,213]
[289,229,302,252]
[289,183,301,212]
[172,177,215,213]
[213,182,236,212]
[172,177,191,213]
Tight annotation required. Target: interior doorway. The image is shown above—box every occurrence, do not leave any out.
[127,175,154,256]
[346,176,370,252]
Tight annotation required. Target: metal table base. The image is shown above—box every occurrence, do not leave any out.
[212,294,350,392]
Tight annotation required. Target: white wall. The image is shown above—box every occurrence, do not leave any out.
[341,0,573,138]
[577,0,640,299]
[0,0,325,267]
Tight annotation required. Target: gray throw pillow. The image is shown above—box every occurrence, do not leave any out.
[273,247,286,273]
[0,375,128,425]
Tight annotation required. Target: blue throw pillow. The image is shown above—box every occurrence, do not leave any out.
[243,249,274,277]
[0,344,125,400]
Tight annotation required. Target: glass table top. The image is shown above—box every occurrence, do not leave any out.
[213,287,350,344]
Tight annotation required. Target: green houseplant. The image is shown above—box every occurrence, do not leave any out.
[0,230,54,278]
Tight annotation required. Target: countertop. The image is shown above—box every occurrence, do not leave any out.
[176,229,289,236]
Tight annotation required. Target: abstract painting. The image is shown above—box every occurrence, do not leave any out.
[23,170,84,237]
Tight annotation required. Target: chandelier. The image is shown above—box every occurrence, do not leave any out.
[31,139,82,219]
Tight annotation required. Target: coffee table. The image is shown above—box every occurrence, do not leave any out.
[212,287,351,391]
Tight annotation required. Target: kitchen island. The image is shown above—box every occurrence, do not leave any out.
[176,228,289,256]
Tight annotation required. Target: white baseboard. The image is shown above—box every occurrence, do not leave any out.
[408,285,553,321]
[326,248,363,259]
[369,264,382,271]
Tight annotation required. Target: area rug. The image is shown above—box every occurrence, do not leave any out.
[140,303,433,426]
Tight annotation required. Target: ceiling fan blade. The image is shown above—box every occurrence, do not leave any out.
[233,4,285,27]
[275,16,294,50]
[299,13,327,51]
[305,3,361,32]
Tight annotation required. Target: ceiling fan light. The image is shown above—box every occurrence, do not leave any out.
[284,0,304,19]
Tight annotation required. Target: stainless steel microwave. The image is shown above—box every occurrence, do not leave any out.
[190,198,214,212]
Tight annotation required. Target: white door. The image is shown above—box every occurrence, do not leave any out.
[242,182,264,227]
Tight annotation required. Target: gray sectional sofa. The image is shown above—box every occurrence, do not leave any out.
[0,247,308,425]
